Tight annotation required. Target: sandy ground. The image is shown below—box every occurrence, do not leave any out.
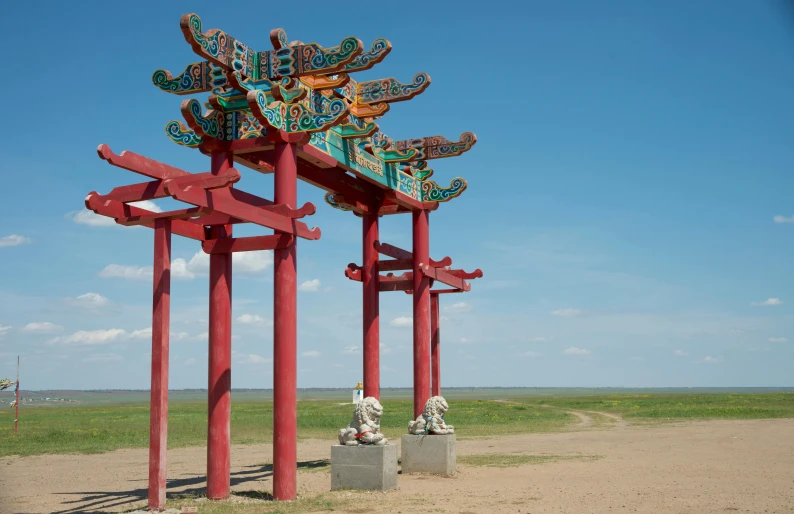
[1,413,793,514]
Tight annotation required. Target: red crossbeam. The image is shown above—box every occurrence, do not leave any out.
[419,264,471,291]
[379,256,452,272]
[85,193,205,240]
[98,144,190,179]
[202,234,293,254]
[164,180,320,240]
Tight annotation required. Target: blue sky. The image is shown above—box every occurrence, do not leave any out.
[1,1,793,390]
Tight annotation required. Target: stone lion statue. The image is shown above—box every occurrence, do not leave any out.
[408,396,455,435]
[338,396,388,446]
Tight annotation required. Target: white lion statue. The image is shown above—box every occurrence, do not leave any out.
[338,396,388,446]
[408,396,455,435]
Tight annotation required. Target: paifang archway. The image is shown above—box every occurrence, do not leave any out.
[86,12,480,509]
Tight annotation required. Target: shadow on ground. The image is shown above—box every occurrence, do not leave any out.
[51,459,330,513]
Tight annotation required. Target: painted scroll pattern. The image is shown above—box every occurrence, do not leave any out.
[356,73,430,104]
[165,121,203,147]
[420,177,467,202]
[324,192,352,212]
[250,91,348,133]
[152,61,227,94]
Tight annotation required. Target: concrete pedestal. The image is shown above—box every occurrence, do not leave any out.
[400,434,456,475]
[330,444,398,491]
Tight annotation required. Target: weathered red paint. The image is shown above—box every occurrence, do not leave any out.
[431,294,440,397]
[148,218,171,511]
[412,209,431,418]
[207,152,233,500]
[362,214,380,399]
[273,138,298,501]
[202,234,293,254]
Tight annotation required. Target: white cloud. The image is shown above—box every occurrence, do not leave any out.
[752,298,782,306]
[563,347,591,355]
[99,264,153,281]
[236,314,272,326]
[0,235,32,247]
[129,327,152,340]
[48,327,152,346]
[444,302,472,313]
[70,210,116,227]
[552,308,583,317]
[773,215,794,224]
[234,251,273,274]
[380,343,392,355]
[298,279,322,292]
[343,346,361,355]
[82,353,123,363]
[0,325,11,337]
[21,322,64,334]
[390,316,412,327]
[69,293,109,308]
[49,328,127,346]
[103,250,274,282]
[700,355,722,364]
[529,337,548,342]
[674,349,689,357]
[768,337,788,343]
[302,350,321,358]
[240,353,271,364]
[519,351,543,357]
[69,202,163,228]
[129,201,163,213]
[184,357,197,366]
[458,337,475,344]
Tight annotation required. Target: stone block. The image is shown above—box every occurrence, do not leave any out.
[400,433,456,475]
[330,444,398,491]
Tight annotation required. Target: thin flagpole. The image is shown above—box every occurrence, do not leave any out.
[14,356,19,434]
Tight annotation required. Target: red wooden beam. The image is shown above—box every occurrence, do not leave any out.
[419,264,471,292]
[362,214,380,399]
[444,268,483,280]
[202,234,293,254]
[117,207,211,226]
[431,294,440,397]
[148,218,171,510]
[376,242,412,260]
[164,181,320,240]
[98,144,190,179]
[85,193,206,241]
[379,256,452,272]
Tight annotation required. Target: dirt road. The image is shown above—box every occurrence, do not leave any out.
[1,417,792,513]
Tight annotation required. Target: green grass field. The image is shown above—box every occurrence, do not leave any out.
[0,391,792,458]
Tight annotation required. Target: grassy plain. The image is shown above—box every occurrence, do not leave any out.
[0,390,792,458]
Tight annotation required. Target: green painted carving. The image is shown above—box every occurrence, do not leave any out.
[342,38,391,72]
[181,99,220,138]
[420,177,467,202]
[152,61,227,94]
[269,28,363,77]
[392,132,477,160]
[356,72,431,104]
[165,120,203,147]
[247,90,347,133]
[331,121,378,139]
[324,192,352,212]
[179,14,364,81]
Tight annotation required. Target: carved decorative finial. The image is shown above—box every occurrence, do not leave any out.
[339,397,388,446]
[408,396,454,435]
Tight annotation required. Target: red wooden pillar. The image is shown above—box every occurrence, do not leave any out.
[362,214,380,399]
[273,135,299,501]
[148,218,171,511]
[207,148,234,500]
[431,293,440,397]
[412,209,431,418]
